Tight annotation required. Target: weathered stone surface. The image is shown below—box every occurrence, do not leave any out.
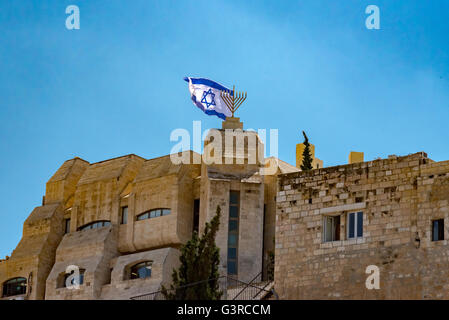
[1,121,284,299]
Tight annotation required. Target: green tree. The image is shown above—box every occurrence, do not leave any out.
[300,131,313,171]
[162,205,222,300]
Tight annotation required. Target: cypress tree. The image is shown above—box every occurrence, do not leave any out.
[162,205,222,300]
[300,131,313,171]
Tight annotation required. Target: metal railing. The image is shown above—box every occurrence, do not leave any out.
[130,275,277,301]
[231,271,262,300]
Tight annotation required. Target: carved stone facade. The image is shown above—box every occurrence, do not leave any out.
[5,117,447,300]
[0,119,298,300]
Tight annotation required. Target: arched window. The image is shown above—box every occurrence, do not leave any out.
[78,220,111,231]
[130,261,152,279]
[2,277,27,297]
[136,208,171,221]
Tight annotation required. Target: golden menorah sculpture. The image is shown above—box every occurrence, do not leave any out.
[220,85,247,117]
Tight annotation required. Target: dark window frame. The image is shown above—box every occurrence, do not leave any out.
[2,277,27,297]
[136,208,171,221]
[121,206,128,225]
[432,219,444,241]
[193,199,200,233]
[78,220,111,231]
[64,218,71,234]
[347,212,363,239]
[227,191,240,276]
[323,215,341,242]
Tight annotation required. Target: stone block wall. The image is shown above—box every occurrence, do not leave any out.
[45,158,89,205]
[275,152,449,299]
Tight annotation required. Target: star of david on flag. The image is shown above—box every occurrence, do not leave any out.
[201,89,216,108]
[184,77,233,120]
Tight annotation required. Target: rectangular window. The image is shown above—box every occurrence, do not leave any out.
[64,218,71,234]
[347,212,363,239]
[121,207,128,225]
[432,219,444,241]
[193,199,200,233]
[227,191,239,275]
[348,213,355,238]
[323,215,340,242]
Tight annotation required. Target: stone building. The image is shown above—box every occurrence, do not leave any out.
[0,118,298,300]
[275,152,449,299]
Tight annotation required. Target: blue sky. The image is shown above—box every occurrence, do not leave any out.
[0,0,448,257]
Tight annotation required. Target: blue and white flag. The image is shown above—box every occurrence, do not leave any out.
[184,77,233,120]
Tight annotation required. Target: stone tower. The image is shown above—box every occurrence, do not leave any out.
[199,117,265,282]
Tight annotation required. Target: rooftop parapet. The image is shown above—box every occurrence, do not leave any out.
[280,151,430,182]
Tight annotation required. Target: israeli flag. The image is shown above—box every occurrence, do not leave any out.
[184,77,233,120]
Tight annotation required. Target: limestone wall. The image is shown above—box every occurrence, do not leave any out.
[131,174,180,250]
[1,124,280,300]
[0,203,64,299]
[100,248,179,300]
[201,169,264,283]
[45,158,89,205]
[71,155,144,230]
[238,181,264,282]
